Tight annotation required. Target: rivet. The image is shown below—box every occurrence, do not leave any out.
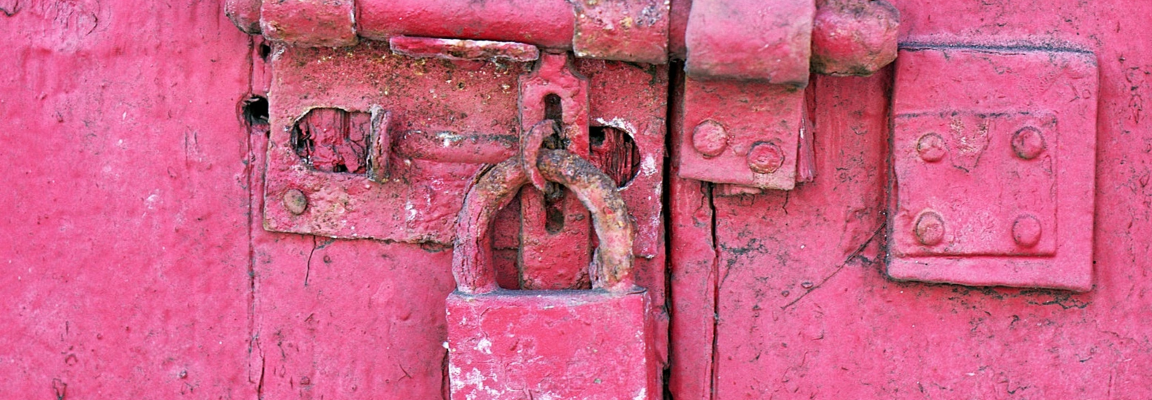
[283,189,308,215]
[916,133,947,162]
[914,211,945,246]
[1012,214,1042,248]
[691,120,729,158]
[1011,126,1046,160]
[747,141,784,174]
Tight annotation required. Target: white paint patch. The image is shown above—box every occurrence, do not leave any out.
[641,155,658,177]
[594,117,639,138]
[404,200,417,222]
[633,388,647,400]
[144,191,160,211]
[447,364,464,391]
[476,337,492,355]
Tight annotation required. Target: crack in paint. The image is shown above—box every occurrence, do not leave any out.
[780,224,885,311]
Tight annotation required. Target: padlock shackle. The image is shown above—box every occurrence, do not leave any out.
[453,149,636,295]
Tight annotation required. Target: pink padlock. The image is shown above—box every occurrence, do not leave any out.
[446,149,659,400]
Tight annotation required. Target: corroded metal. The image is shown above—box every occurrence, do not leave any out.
[452,149,637,294]
[447,149,654,400]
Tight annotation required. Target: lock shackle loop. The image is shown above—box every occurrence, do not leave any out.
[452,149,636,295]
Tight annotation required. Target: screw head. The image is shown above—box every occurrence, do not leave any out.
[283,189,308,215]
[691,120,729,158]
[1011,126,1046,160]
[747,141,785,174]
[916,133,947,162]
[914,211,945,246]
[1012,214,1042,248]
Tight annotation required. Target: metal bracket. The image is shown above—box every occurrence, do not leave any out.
[676,0,899,192]
[516,53,595,290]
[225,0,669,64]
[886,45,1098,292]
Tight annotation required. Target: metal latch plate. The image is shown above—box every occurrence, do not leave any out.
[261,42,667,252]
[887,45,1097,291]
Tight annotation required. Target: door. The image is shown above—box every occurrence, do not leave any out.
[3,0,1151,399]
[668,1,1152,399]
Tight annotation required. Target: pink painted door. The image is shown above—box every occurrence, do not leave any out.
[3,0,1151,399]
[668,0,1152,399]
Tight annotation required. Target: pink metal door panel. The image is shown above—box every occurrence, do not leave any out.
[668,0,1152,398]
[0,2,255,397]
[4,0,1152,398]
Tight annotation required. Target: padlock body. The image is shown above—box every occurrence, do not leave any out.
[446,289,657,400]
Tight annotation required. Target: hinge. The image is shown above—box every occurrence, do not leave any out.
[676,0,899,193]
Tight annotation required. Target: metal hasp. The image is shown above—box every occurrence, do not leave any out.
[446,150,657,400]
[676,0,899,191]
[225,0,669,64]
[516,53,594,290]
[887,45,1098,291]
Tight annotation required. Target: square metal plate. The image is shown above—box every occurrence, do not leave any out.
[887,45,1097,291]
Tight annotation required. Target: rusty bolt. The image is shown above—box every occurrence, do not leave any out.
[914,211,945,246]
[691,120,729,158]
[1012,214,1042,248]
[746,141,785,174]
[283,189,308,215]
[1011,126,1046,160]
[916,133,947,163]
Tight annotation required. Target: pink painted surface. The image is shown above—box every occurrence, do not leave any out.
[5,0,1152,398]
[667,0,1152,398]
[0,1,255,397]
[888,46,1097,291]
[446,150,657,400]
[685,0,814,84]
[252,30,669,400]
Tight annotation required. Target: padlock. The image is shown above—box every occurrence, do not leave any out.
[446,149,658,400]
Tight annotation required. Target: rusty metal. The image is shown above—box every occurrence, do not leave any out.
[451,150,637,294]
[447,149,655,400]
[520,120,560,192]
[887,45,1098,291]
[389,36,541,63]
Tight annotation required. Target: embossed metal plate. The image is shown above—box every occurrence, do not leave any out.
[887,45,1097,291]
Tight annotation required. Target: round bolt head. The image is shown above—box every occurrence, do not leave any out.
[747,141,785,174]
[916,132,947,162]
[692,120,729,158]
[1012,214,1042,248]
[1011,126,1046,160]
[283,189,308,215]
[914,211,945,246]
